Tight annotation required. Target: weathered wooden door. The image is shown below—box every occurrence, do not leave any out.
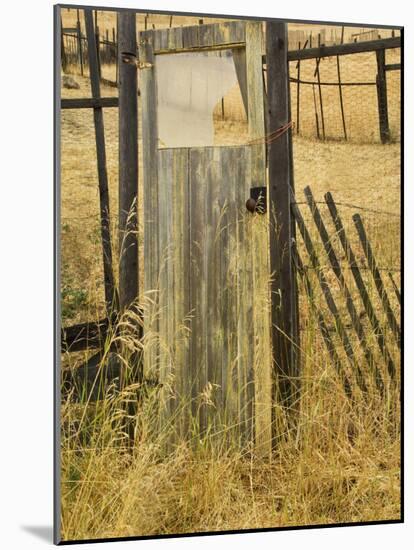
[139,21,272,453]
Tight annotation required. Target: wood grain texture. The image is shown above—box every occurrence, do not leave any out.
[246,21,272,456]
[266,21,300,412]
[118,12,139,312]
[141,21,245,53]
[139,30,160,381]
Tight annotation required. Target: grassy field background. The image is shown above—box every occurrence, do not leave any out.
[60,10,401,541]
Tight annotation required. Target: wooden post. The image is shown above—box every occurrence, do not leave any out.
[266,21,299,409]
[118,12,139,315]
[60,16,67,72]
[315,33,326,139]
[118,11,141,445]
[95,25,101,79]
[76,18,83,76]
[337,27,347,140]
[112,27,116,65]
[376,48,390,143]
[84,9,118,315]
[115,18,119,85]
[296,41,301,133]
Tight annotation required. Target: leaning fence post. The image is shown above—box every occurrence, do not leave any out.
[95,25,101,79]
[352,213,400,347]
[325,192,396,381]
[292,244,353,400]
[76,17,84,76]
[266,21,300,411]
[296,41,301,133]
[304,186,383,394]
[376,48,390,143]
[337,26,347,140]
[84,9,118,315]
[60,16,67,72]
[315,33,326,140]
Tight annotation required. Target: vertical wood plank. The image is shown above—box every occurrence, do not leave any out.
[139,30,160,380]
[84,9,117,315]
[247,21,272,456]
[189,148,208,436]
[157,150,173,439]
[222,147,241,445]
[171,149,191,439]
[266,21,299,411]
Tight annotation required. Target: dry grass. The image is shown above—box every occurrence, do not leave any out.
[59,11,401,542]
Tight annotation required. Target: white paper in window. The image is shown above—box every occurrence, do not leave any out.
[156,51,238,148]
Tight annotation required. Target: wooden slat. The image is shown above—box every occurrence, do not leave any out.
[139,31,160,382]
[290,194,362,387]
[84,9,118,315]
[304,186,383,393]
[198,23,215,48]
[388,272,401,305]
[157,149,174,437]
[167,26,183,50]
[266,21,299,410]
[170,149,191,438]
[353,213,400,347]
[246,21,272,457]
[61,97,119,109]
[204,148,223,435]
[287,36,401,61]
[325,192,396,381]
[292,245,353,400]
[189,148,208,435]
[220,148,243,442]
[142,21,245,53]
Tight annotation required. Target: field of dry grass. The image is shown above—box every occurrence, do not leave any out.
[59,10,401,542]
